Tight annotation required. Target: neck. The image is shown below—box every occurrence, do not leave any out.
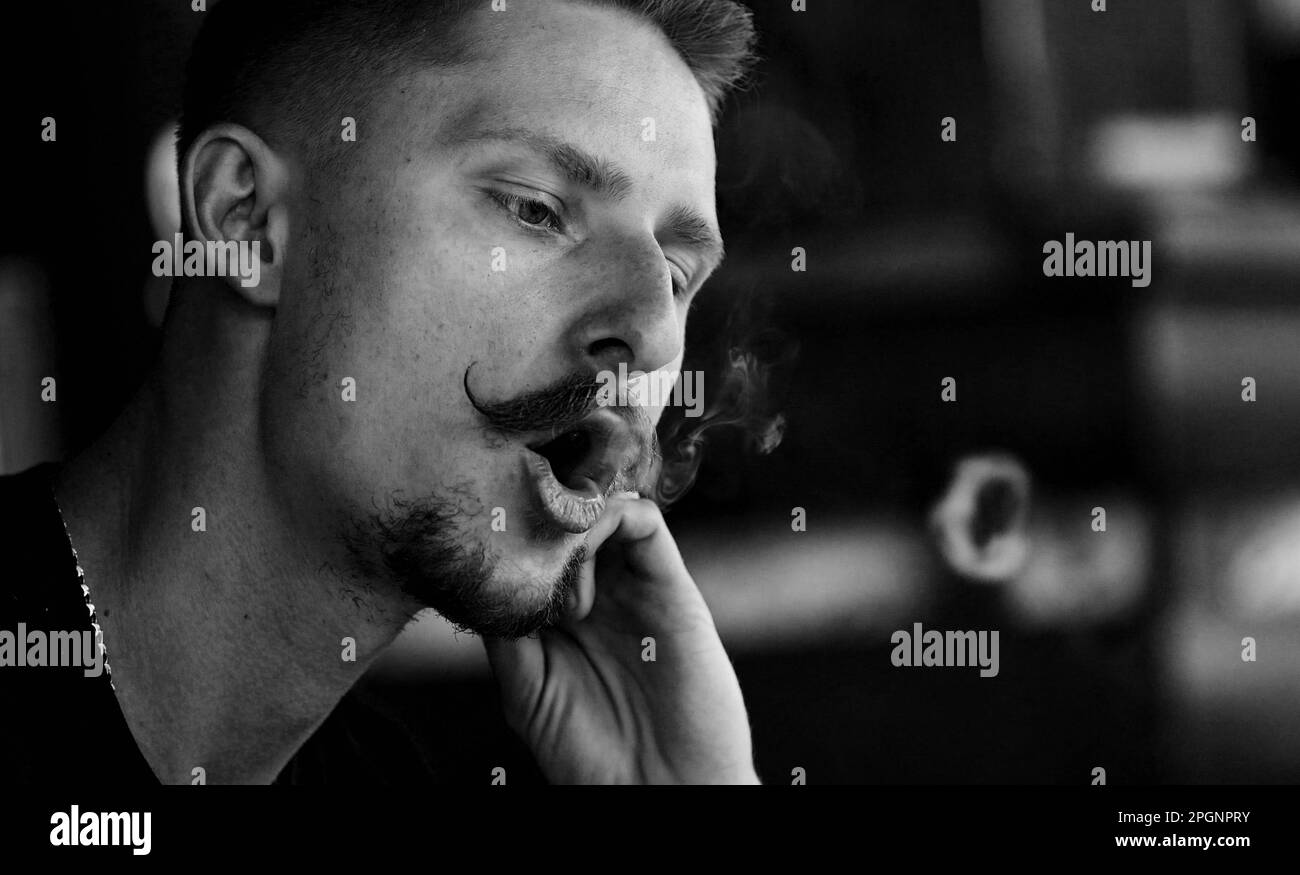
[52,282,407,784]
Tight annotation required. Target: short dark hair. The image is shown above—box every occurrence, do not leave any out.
[178,0,757,170]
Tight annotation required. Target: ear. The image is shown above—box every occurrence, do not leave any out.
[179,123,291,307]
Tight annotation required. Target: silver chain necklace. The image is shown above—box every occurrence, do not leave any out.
[53,495,115,691]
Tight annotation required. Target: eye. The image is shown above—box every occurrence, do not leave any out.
[490,191,563,233]
[668,264,691,299]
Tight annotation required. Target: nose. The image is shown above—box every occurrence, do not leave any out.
[570,236,683,376]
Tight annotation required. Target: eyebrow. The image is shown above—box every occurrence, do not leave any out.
[458,125,634,201]
[663,204,726,279]
[452,124,726,281]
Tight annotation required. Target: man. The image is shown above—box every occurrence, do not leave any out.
[0,0,760,784]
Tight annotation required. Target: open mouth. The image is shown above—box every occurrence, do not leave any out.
[524,409,637,534]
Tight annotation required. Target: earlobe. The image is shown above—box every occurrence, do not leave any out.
[179,123,291,308]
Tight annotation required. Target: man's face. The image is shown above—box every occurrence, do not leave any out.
[261,2,721,635]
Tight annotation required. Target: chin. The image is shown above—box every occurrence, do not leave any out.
[344,459,596,637]
[487,526,587,599]
[400,510,588,638]
[441,541,586,639]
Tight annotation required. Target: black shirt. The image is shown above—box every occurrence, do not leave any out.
[0,463,504,785]
[0,463,158,784]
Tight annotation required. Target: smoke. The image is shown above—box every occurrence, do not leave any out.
[641,100,845,507]
[649,293,796,507]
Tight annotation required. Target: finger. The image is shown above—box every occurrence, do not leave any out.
[580,490,641,551]
[564,493,645,623]
[602,495,664,544]
[568,547,598,622]
[580,496,695,608]
[599,498,690,582]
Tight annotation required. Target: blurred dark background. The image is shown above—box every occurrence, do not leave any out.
[4,0,1300,783]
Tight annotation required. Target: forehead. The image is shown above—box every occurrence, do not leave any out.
[395,1,718,201]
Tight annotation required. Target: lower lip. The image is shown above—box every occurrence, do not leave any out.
[524,453,606,534]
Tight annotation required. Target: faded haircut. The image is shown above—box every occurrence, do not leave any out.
[178,0,758,175]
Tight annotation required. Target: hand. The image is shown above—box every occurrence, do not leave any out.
[484,494,759,784]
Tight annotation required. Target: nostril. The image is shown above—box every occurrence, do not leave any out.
[587,338,634,371]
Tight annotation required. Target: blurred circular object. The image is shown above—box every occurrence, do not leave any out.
[929,452,1032,584]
